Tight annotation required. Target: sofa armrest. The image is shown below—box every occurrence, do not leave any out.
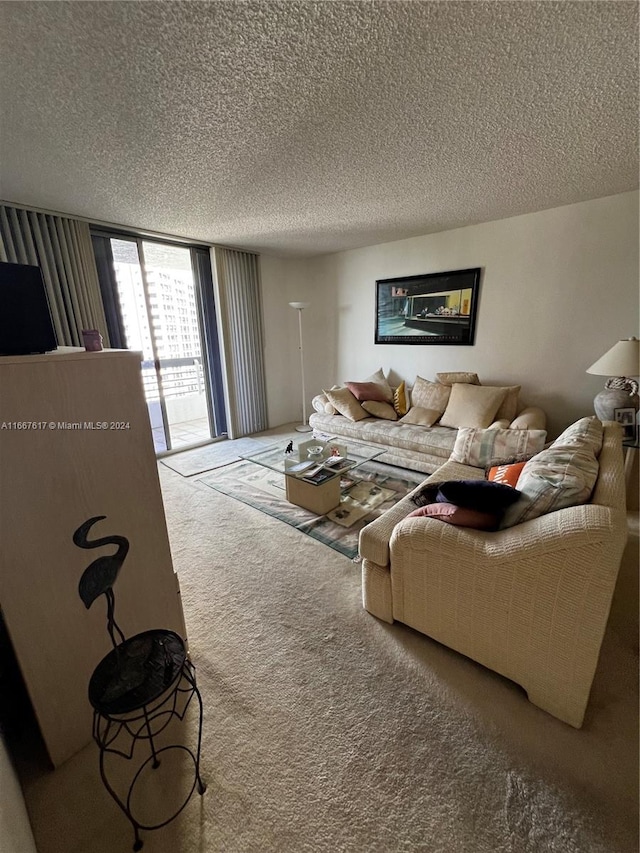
[358,460,485,567]
[389,501,627,728]
[510,406,546,430]
[312,393,329,413]
[391,502,620,563]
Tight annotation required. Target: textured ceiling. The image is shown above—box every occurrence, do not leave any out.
[0,1,637,258]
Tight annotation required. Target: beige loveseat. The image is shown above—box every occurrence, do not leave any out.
[358,422,627,728]
[310,375,546,474]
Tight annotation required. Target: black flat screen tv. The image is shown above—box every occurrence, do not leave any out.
[0,262,58,355]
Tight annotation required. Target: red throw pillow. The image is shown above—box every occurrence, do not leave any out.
[406,502,499,530]
[345,381,389,403]
[487,461,526,488]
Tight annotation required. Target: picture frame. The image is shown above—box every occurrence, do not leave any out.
[613,406,637,440]
[375,267,481,345]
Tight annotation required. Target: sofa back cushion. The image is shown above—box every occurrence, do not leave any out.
[500,417,603,528]
[552,415,604,456]
[435,371,480,386]
[410,376,452,413]
[493,385,521,422]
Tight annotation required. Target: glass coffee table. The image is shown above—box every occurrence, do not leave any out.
[239,437,385,514]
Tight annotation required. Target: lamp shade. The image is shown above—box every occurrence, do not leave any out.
[586,337,640,377]
[289,302,311,310]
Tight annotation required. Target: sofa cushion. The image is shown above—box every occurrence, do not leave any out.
[392,380,410,416]
[411,376,451,413]
[450,426,547,467]
[361,400,397,420]
[439,384,508,429]
[308,412,459,467]
[406,502,499,530]
[346,381,390,403]
[493,385,521,422]
[552,415,604,456]
[435,371,480,386]
[360,368,394,403]
[323,388,369,421]
[436,479,522,513]
[500,432,601,528]
[399,406,441,426]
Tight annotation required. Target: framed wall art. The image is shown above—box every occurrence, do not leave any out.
[375,267,481,345]
[614,406,637,441]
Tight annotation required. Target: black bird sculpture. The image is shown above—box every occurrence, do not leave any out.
[73,516,130,649]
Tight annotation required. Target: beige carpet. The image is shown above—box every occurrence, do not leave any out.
[16,460,639,853]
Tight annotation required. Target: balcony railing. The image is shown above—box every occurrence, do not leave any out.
[141,356,205,402]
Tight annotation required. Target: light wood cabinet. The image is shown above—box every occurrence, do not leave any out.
[0,348,186,767]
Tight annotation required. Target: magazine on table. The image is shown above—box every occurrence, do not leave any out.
[286,459,317,475]
[288,455,357,479]
[301,467,337,485]
[323,457,357,474]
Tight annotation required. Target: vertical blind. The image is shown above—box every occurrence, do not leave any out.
[213,247,268,437]
[0,205,109,347]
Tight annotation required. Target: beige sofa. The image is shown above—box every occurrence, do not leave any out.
[309,400,547,475]
[358,422,627,728]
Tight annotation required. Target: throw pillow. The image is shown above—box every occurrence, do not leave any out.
[410,376,451,413]
[552,416,604,456]
[439,384,508,429]
[435,371,480,386]
[363,368,394,403]
[435,480,522,513]
[488,419,511,430]
[398,406,441,427]
[322,388,369,422]
[492,385,521,423]
[410,484,440,508]
[346,381,390,403]
[361,400,397,420]
[500,443,600,529]
[406,502,500,530]
[487,461,527,488]
[393,380,409,416]
[450,427,547,467]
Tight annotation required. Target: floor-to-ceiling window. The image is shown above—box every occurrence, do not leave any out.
[92,231,226,453]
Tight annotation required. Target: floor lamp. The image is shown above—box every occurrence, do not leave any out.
[289,301,312,432]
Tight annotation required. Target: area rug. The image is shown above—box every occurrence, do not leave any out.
[199,459,424,558]
[160,436,266,477]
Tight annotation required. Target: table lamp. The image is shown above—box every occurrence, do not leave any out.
[586,336,640,421]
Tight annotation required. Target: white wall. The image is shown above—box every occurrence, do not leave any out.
[261,191,638,438]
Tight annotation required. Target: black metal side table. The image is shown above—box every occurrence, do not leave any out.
[89,628,206,851]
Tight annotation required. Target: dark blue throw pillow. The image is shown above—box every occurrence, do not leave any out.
[436,480,521,513]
